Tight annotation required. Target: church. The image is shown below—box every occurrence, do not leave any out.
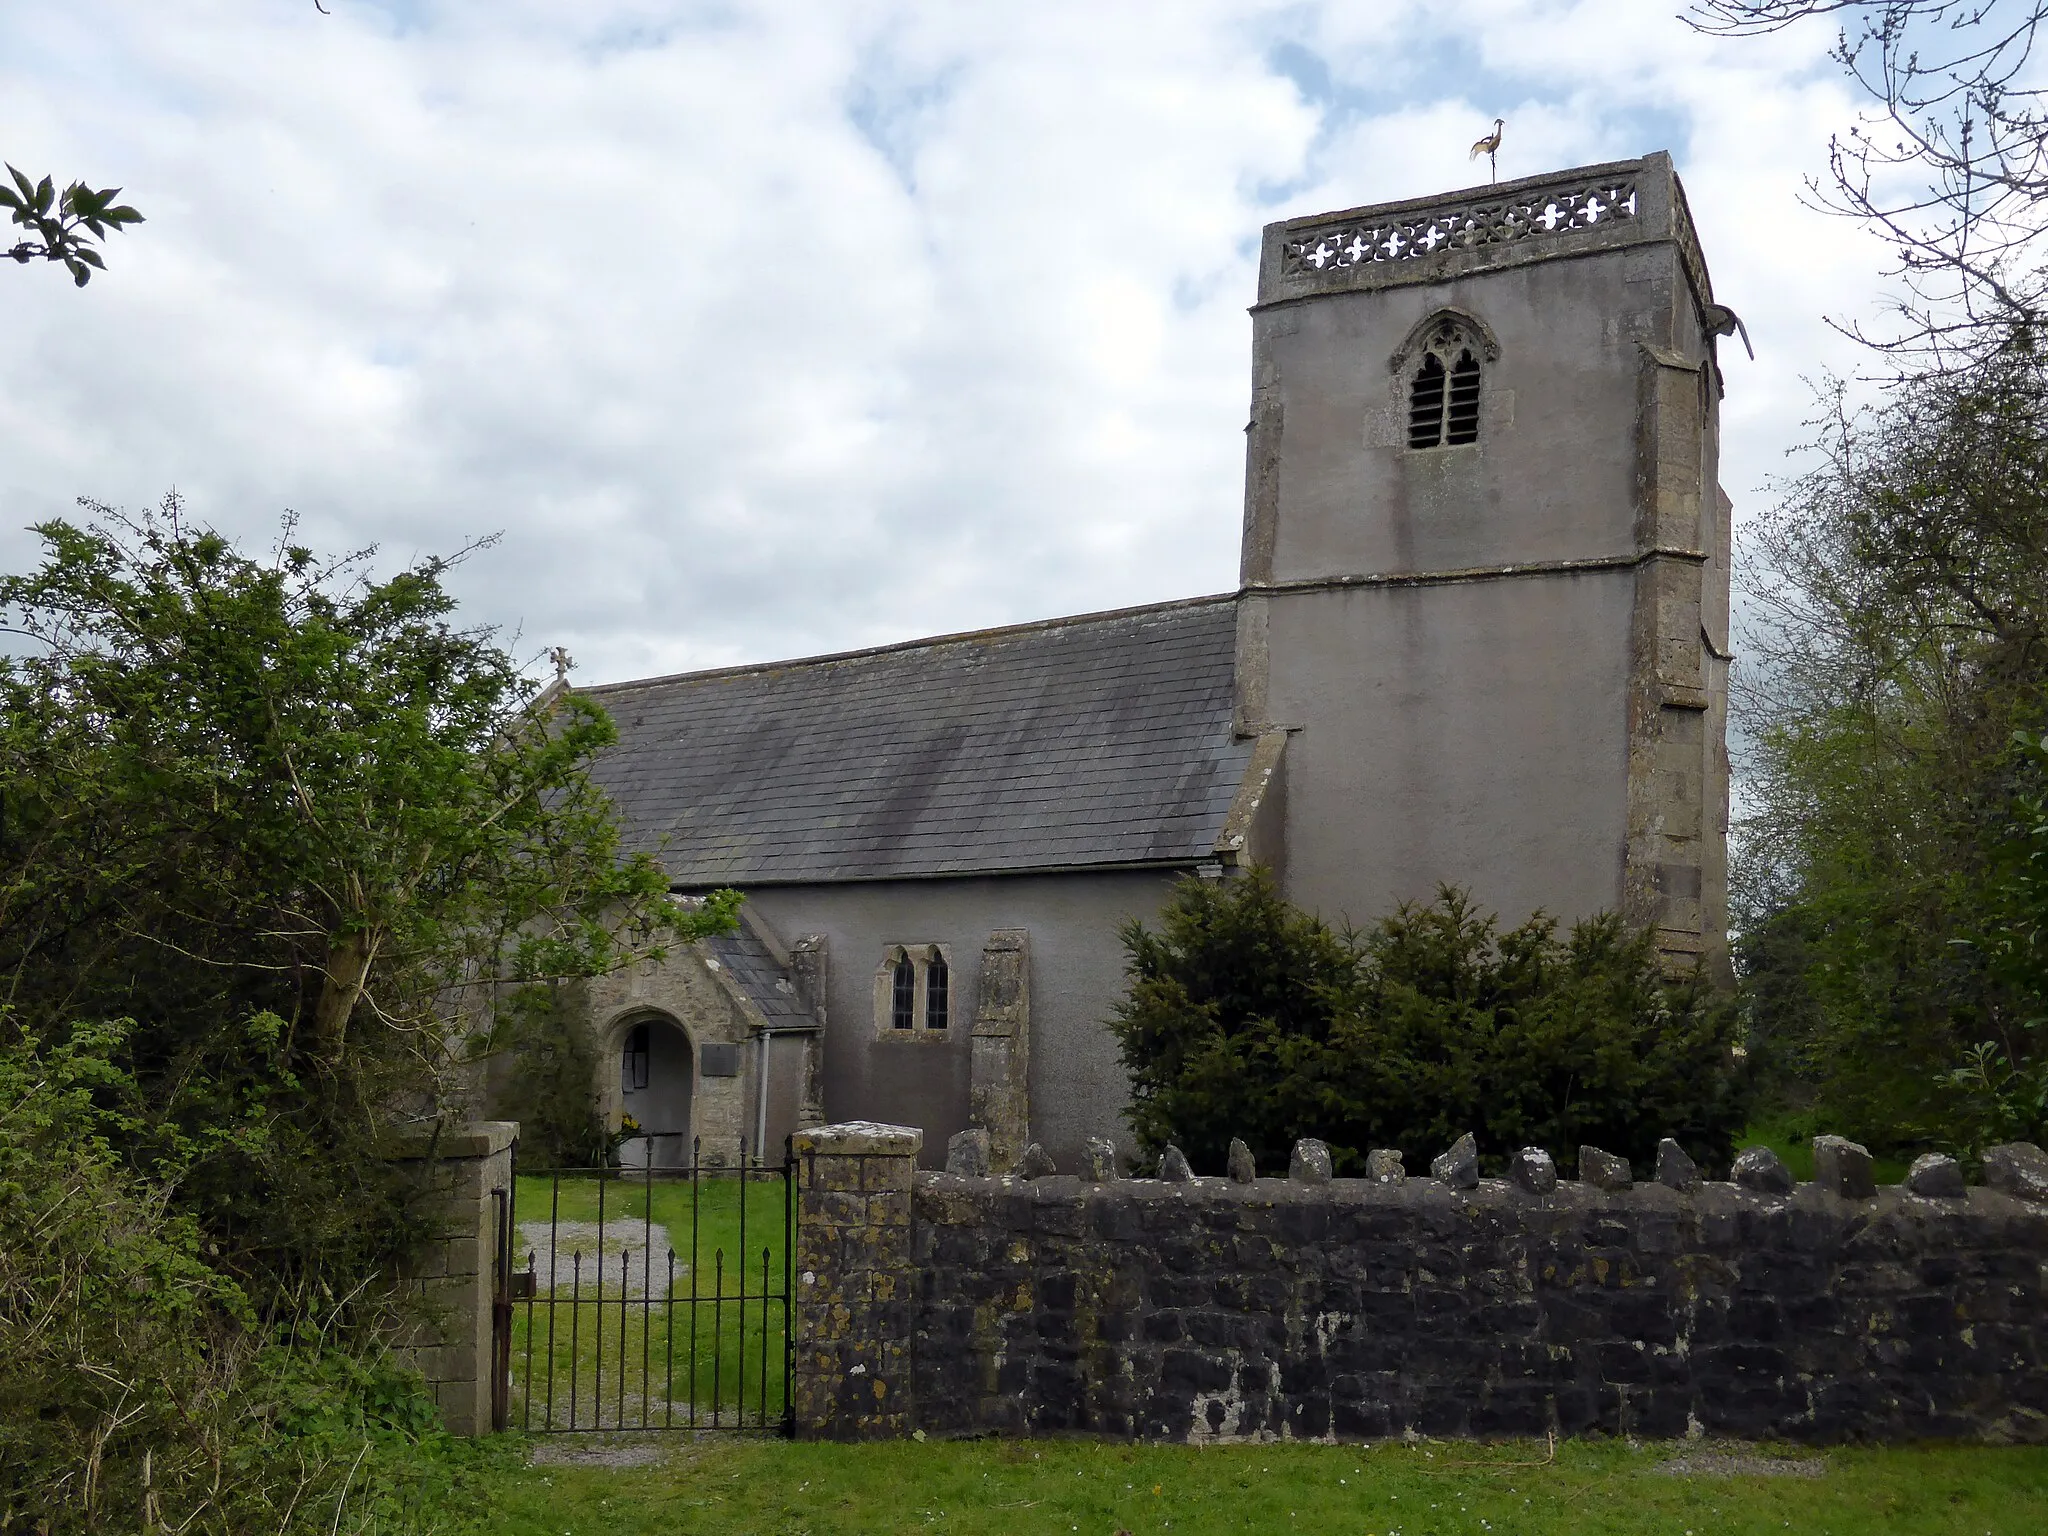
[533,153,1734,1174]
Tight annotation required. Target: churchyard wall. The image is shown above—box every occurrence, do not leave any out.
[792,1124,2048,1444]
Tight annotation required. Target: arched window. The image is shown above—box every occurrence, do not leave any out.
[925,951,949,1030]
[1393,309,1497,451]
[890,954,916,1030]
[876,944,954,1035]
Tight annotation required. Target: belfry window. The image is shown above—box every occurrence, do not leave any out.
[1395,309,1496,451]
[1408,346,1482,448]
[890,955,916,1030]
[925,951,949,1030]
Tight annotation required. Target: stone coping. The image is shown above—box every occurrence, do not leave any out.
[794,1121,924,1158]
[916,1170,2048,1218]
[384,1120,519,1161]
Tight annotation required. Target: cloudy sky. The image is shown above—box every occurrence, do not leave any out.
[2,0,1892,684]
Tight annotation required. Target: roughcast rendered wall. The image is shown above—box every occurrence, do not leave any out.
[749,870,1184,1171]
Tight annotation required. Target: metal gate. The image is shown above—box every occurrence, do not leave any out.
[499,1134,793,1433]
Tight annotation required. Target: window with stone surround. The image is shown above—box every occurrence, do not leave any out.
[622,1020,650,1091]
[875,945,951,1037]
[1395,309,1496,451]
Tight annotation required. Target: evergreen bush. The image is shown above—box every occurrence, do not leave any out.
[1111,870,1750,1178]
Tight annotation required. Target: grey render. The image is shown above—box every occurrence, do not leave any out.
[504,152,1735,1173]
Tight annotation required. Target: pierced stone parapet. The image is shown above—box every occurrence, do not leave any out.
[1258,153,1710,309]
[1285,176,1635,277]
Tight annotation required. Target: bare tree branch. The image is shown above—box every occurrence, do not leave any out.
[1690,1,2048,359]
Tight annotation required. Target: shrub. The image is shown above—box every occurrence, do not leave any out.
[0,1020,245,1528]
[0,1022,489,1534]
[1111,870,1751,1177]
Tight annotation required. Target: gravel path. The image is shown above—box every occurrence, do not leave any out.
[516,1219,681,1298]
[1656,1450,1828,1478]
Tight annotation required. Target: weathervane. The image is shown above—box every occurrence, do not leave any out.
[1469,118,1505,183]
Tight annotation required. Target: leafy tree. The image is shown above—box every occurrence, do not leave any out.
[1687,2,2048,1151]
[0,495,736,1306]
[1734,337,2048,1151]
[1111,870,1749,1178]
[1,164,143,286]
[1947,726,2048,1142]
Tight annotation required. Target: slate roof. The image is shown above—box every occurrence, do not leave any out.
[703,926,810,1023]
[580,595,1251,885]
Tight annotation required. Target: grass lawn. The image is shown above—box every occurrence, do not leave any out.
[470,1433,2048,1535]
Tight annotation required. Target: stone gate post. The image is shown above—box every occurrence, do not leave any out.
[386,1120,517,1435]
[791,1121,922,1439]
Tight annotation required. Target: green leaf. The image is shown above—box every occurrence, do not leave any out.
[33,175,53,214]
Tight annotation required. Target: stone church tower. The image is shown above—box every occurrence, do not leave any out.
[1231,153,1732,970]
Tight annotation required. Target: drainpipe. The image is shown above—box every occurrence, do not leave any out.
[754,1031,770,1163]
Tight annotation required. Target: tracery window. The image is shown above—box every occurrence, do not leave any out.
[1394,309,1497,451]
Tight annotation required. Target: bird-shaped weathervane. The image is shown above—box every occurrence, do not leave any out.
[1470,118,1505,183]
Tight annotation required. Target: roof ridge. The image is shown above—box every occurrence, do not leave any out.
[579,590,1239,695]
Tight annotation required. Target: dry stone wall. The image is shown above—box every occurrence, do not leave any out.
[788,1126,2048,1443]
[910,1162,2048,1444]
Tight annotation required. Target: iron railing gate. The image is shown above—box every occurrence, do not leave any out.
[501,1134,794,1434]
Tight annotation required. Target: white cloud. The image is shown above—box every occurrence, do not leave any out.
[0,0,1898,682]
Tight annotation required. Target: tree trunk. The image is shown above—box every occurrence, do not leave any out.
[314,927,378,1062]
